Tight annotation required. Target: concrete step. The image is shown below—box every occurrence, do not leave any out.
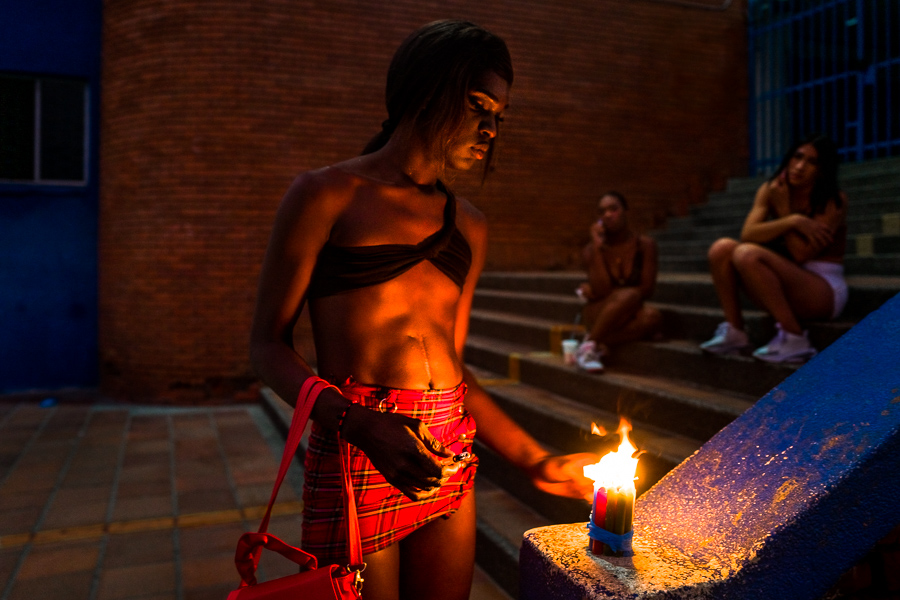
[477,271,584,294]
[607,338,797,398]
[465,335,756,440]
[849,232,900,255]
[470,290,856,349]
[688,194,900,225]
[474,476,548,600]
[652,302,852,347]
[658,253,900,275]
[476,271,900,320]
[474,376,702,493]
[656,231,900,261]
[473,289,582,323]
[717,156,900,197]
[663,209,900,240]
[470,566,514,600]
[843,253,900,275]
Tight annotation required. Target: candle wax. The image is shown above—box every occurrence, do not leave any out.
[590,486,607,555]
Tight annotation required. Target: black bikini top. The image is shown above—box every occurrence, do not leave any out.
[307,181,472,299]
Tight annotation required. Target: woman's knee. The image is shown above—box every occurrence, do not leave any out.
[708,237,739,265]
[643,306,663,331]
[731,243,767,273]
[608,286,642,308]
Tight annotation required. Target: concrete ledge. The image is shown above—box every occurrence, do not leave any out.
[521,292,900,600]
[521,523,720,600]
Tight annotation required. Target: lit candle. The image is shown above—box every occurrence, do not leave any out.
[584,418,638,557]
[589,484,607,555]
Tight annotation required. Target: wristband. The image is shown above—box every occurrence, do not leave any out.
[336,402,353,433]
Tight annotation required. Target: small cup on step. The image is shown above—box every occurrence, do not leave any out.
[562,339,579,365]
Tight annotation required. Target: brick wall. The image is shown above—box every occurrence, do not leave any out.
[100,0,748,401]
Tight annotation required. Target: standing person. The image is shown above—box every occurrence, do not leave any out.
[699,133,848,363]
[575,192,662,373]
[250,20,596,600]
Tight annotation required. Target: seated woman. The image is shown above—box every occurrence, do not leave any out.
[575,191,662,373]
[700,133,848,363]
[250,20,596,600]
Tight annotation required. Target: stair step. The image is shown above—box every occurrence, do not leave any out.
[718,156,900,196]
[477,271,584,294]
[473,375,702,492]
[474,476,548,600]
[706,182,900,210]
[473,288,582,323]
[470,565,514,600]
[471,287,858,350]
[607,338,796,397]
[465,335,755,440]
[844,254,900,276]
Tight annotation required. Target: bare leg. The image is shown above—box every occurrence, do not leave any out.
[357,491,475,600]
[359,541,401,600]
[583,287,643,345]
[603,305,663,346]
[708,238,745,329]
[731,243,834,334]
[399,491,476,600]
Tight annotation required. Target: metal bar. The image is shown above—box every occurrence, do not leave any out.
[33,78,41,182]
[83,85,90,183]
[856,0,864,160]
[887,0,893,152]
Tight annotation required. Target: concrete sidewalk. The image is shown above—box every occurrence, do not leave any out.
[0,399,509,600]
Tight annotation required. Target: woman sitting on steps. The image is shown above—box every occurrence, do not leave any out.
[700,133,848,363]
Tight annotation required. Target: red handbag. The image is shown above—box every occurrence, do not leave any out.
[227,378,365,599]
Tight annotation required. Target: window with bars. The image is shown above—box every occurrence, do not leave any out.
[748,0,899,174]
[0,74,88,184]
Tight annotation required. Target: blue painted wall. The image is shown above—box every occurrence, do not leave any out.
[0,0,103,391]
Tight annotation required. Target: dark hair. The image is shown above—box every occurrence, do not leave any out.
[362,20,513,179]
[771,133,842,214]
[599,191,628,211]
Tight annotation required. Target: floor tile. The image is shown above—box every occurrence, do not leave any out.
[103,529,175,568]
[16,538,102,579]
[96,561,176,600]
[7,570,94,600]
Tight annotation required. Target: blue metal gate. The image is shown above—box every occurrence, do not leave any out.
[749,0,900,174]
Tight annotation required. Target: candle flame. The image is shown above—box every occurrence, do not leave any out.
[591,422,607,436]
[583,417,638,492]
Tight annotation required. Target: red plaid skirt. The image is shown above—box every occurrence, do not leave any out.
[301,379,477,563]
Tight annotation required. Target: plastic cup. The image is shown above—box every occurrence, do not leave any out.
[562,339,579,365]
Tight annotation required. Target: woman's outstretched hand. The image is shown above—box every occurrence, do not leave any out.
[341,405,456,501]
[527,452,598,502]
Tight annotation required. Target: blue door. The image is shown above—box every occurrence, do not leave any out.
[0,1,102,392]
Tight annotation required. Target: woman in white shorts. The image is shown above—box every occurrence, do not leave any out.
[700,133,848,363]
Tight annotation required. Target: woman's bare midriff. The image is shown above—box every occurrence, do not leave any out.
[309,263,465,390]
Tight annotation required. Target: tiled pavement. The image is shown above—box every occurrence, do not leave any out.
[0,400,510,600]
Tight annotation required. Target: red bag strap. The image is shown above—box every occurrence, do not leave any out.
[256,376,363,566]
[339,435,364,568]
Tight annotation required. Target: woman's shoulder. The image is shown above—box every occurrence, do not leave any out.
[638,233,657,251]
[282,164,365,210]
[452,192,488,244]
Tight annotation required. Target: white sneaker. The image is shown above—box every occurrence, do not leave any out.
[753,324,817,363]
[700,322,750,354]
[576,340,604,373]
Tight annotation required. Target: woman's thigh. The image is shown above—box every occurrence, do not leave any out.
[399,491,476,600]
[734,244,834,320]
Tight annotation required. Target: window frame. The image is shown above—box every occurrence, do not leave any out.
[0,73,90,187]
